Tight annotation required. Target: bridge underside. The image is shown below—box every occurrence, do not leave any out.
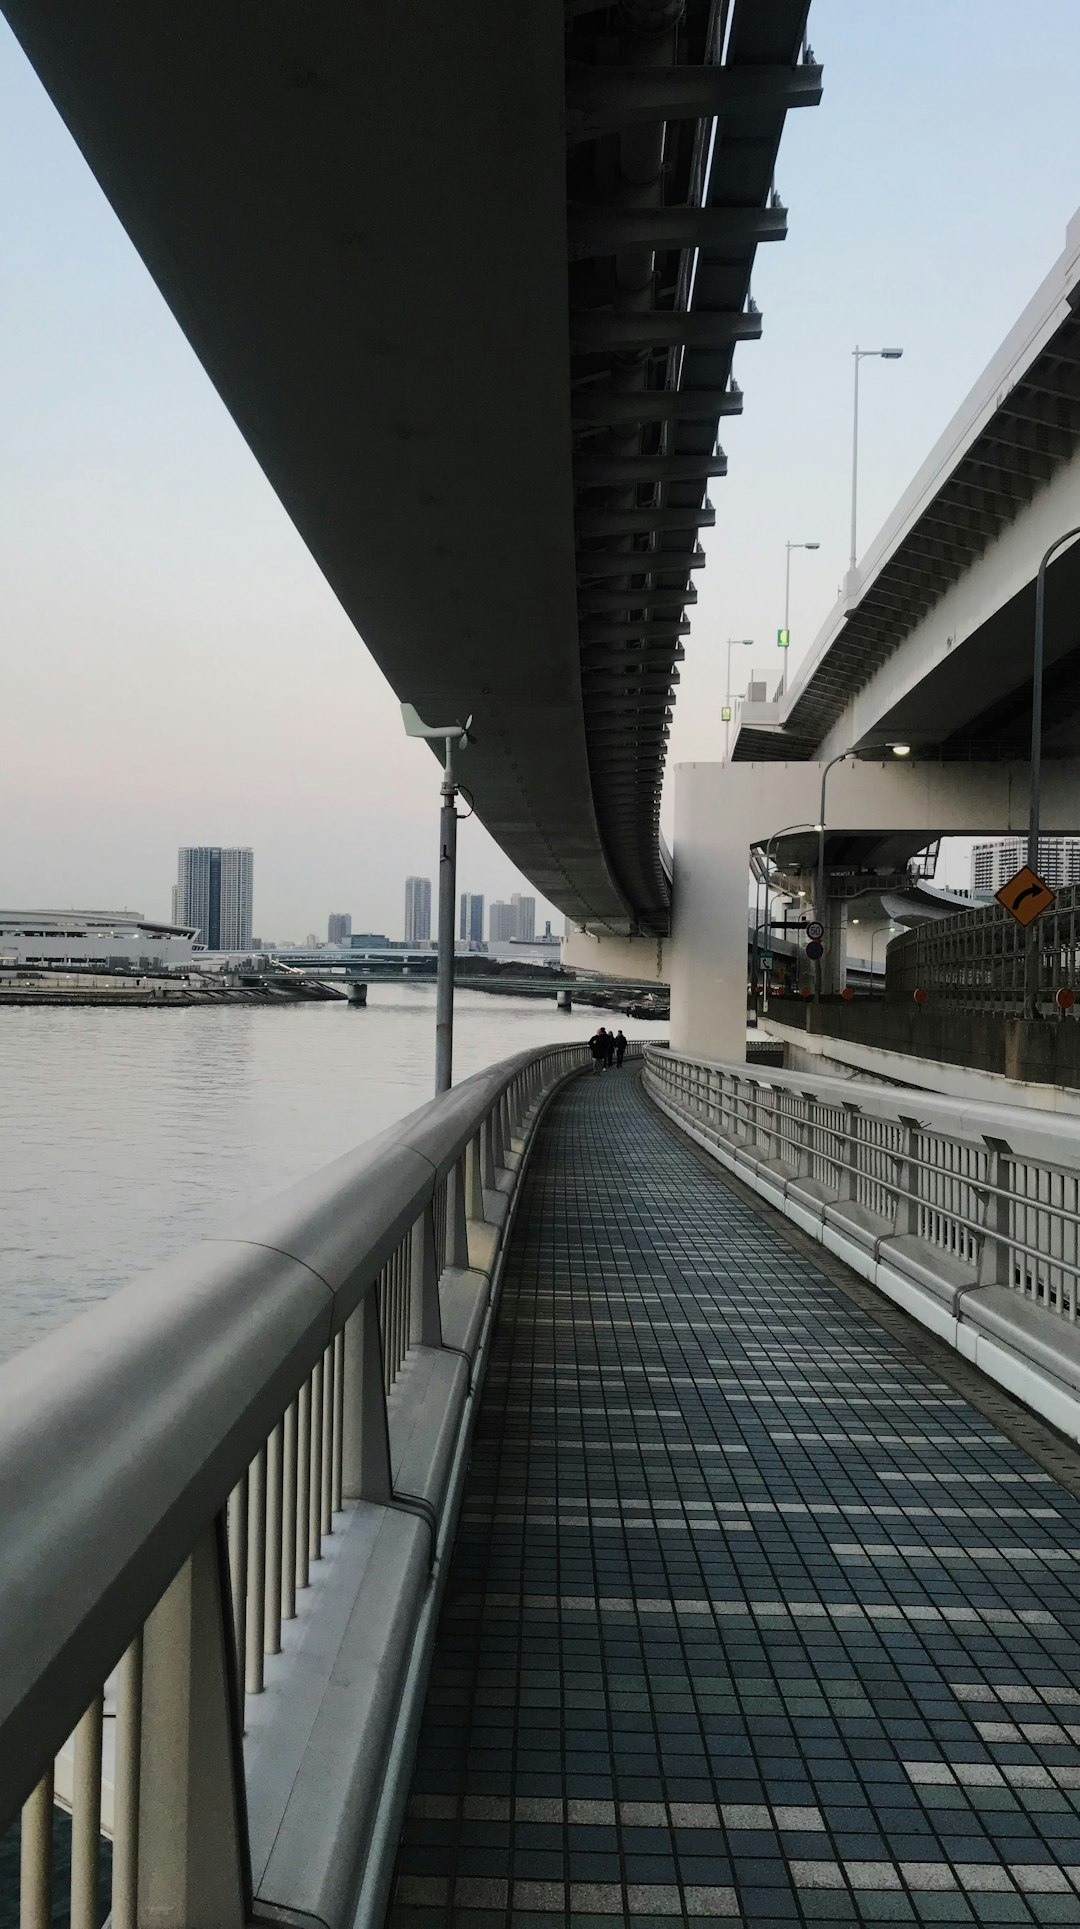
[2,0,816,936]
[393,1071,1080,1924]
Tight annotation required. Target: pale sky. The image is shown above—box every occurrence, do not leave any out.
[2,3,1079,930]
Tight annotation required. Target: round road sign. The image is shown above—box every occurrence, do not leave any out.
[806,920,824,941]
[1058,987,1075,1010]
[805,940,824,961]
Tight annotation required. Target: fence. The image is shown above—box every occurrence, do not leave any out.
[0,1039,598,1929]
[644,1044,1080,1333]
[886,885,1080,1013]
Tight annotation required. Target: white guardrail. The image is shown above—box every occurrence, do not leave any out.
[644,1045,1080,1444]
[0,1039,612,1929]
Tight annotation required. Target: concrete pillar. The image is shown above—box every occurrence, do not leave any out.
[669,765,754,1063]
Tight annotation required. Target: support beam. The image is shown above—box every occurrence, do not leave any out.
[570,309,761,350]
[574,454,726,485]
[576,549,703,578]
[577,583,696,613]
[576,505,714,537]
[565,62,822,141]
[568,204,787,259]
[572,387,741,424]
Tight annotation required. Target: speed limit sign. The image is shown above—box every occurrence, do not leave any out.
[805,920,824,941]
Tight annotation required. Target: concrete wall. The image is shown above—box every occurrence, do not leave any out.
[670,757,1080,1063]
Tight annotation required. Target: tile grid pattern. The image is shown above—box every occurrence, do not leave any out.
[390,1069,1080,1928]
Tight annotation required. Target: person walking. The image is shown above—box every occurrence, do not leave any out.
[589,1026,607,1074]
[602,1028,616,1070]
[613,1029,627,1068]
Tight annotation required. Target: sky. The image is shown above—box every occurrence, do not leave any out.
[2,3,1080,930]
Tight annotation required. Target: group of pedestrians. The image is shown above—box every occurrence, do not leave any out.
[588,1025,627,1073]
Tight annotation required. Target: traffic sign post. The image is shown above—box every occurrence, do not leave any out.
[996,866,1055,929]
[805,920,824,941]
[805,940,824,962]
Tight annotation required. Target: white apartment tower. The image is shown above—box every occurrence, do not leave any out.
[404,876,432,943]
[176,847,254,950]
[971,838,1080,897]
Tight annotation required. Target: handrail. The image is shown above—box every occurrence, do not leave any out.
[644,1044,1080,1328]
[0,1037,596,1928]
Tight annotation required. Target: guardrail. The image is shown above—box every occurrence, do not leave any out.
[0,1039,601,1929]
[886,885,1080,1013]
[644,1045,1080,1441]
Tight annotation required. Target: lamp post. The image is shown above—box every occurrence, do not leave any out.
[850,347,903,578]
[815,742,910,1002]
[755,820,823,1013]
[779,541,819,696]
[869,922,898,995]
[1024,525,1080,1018]
[401,702,472,1093]
[724,637,753,761]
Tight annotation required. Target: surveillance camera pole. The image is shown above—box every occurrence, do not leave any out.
[401,703,471,1094]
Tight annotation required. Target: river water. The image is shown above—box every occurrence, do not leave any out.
[0,985,666,1364]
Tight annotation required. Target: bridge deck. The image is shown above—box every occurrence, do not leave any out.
[391,1071,1080,1928]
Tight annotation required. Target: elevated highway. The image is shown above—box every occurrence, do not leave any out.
[735,208,1080,770]
[2,0,819,937]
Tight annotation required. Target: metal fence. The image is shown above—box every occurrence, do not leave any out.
[644,1045,1080,1321]
[886,885,1080,1013]
[0,1038,600,1929]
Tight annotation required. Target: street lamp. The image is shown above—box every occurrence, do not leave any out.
[1025,525,1080,1017]
[401,701,472,1093]
[753,820,823,1013]
[869,922,899,994]
[779,541,820,696]
[850,347,903,577]
[723,638,754,761]
[815,742,911,1002]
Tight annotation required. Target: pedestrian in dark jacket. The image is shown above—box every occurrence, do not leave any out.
[614,1030,627,1067]
[589,1027,607,1073]
[602,1029,616,1069]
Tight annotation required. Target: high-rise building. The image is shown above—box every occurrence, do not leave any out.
[404,875,432,943]
[327,912,352,945]
[459,892,485,944]
[511,893,536,941]
[489,900,515,943]
[971,838,1080,897]
[176,847,254,950]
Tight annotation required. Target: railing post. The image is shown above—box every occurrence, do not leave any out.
[978,1136,1014,1288]
[465,1130,485,1219]
[893,1116,922,1237]
[342,1294,393,1502]
[447,1155,470,1268]
[136,1517,248,1929]
[837,1102,861,1200]
[481,1113,498,1187]
[410,1204,443,1347]
[794,1092,818,1181]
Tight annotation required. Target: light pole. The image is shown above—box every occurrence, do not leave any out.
[779,541,819,696]
[869,922,898,994]
[850,347,903,578]
[755,820,822,1012]
[1024,525,1080,1018]
[815,742,910,1001]
[401,702,472,1093]
[724,638,753,761]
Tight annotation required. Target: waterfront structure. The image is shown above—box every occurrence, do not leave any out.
[349,933,389,949]
[0,909,197,969]
[176,847,254,950]
[403,876,431,943]
[971,837,1080,895]
[458,893,484,945]
[327,912,352,945]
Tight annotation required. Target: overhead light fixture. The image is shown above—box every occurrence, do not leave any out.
[889,742,911,757]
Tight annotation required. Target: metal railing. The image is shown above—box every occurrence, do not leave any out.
[644,1045,1080,1320]
[887,885,1080,1013]
[0,1039,598,1929]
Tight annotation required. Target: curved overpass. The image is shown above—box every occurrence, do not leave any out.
[2,0,818,934]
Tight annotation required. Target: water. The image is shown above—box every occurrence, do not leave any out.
[0,985,666,1363]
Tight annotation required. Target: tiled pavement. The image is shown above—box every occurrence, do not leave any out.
[389,1069,1080,1929]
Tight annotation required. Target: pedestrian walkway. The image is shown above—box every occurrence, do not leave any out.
[390,1068,1080,1928]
